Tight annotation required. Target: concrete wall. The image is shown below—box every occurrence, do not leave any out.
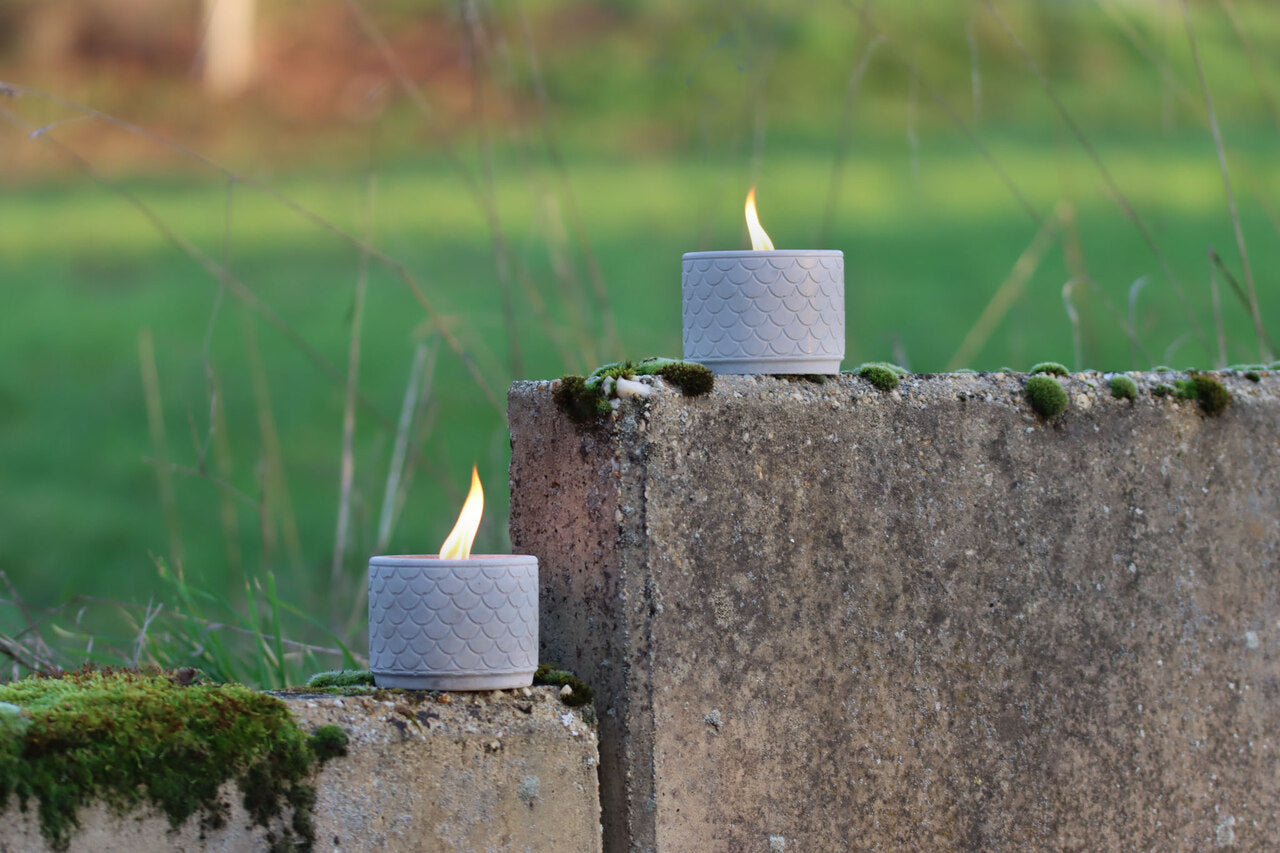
[1,687,601,852]
[508,371,1280,852]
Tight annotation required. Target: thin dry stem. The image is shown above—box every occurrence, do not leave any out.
[0,89,502,414]
[980,0,1205,349]
[821,33,884,245]
[947,203,1063,371]
[513,3,623,362]
[138,328,185,578]
[1180,0,1271,362]
[850,4,1043,226]
[1209,264,1227,368]
[332,175,375,608]
[1062,278,1084,371]
[239,304,304,579]
[1216,0,1280,138]
[376,338,437,554]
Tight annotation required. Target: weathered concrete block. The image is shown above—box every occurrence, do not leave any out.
[508,372,1280,852]
[1,687,601,852]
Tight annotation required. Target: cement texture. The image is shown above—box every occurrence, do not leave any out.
[0,687,601,852]
[508,371,1280,852]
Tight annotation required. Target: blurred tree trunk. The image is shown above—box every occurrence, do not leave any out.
[203,0,255,98]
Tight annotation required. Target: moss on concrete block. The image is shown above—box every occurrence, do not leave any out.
[1029,362,1069,377]
[0,667,345,851]
[1024,375,1068,418]
[1109,375,1138,401]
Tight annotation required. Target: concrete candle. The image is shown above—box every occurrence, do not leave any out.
[682,190,844,374]
[368,467,538,690]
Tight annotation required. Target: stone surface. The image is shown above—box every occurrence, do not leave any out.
[0,687,601,852]
[508,371,1280,852]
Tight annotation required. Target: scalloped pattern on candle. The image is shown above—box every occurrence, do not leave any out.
[368,558,538,678]
[682,254,844,373]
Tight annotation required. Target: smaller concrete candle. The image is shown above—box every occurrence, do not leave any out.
[683,188,844,374]
[368,466,538,691]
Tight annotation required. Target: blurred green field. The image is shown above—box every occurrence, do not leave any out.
[0,0,1276,682]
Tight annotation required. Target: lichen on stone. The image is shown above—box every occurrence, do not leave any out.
[0,666,347,851]
[1108,375,1138,401]
[1029,362,1069,377]
[1024,375,1068,418]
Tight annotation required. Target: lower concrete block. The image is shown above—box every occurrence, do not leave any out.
[0,687,601,852]
[508,372,1280,851]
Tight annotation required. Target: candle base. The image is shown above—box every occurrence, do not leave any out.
[372,671,534,691]
[693,355,843,375]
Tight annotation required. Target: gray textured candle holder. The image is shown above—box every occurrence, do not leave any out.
[368,555,538,690]
[682,249,844,374]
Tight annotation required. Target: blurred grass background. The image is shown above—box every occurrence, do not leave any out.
[0,0,1275,683]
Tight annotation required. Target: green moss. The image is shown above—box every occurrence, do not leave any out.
[1024,375,1068,418]
[1270,361,1280,370]
[304,670,375,690]
[1029,361,1069,377]
[642,359,714,396]
[553,359,714,425]
[1150,374,1231,415]
[552,374,612,424]
[0,667,345,851]
[854,363,900,391]
[1190,373,1231,416]
[1245,371,1261,383]
[1152,365,1175,373]
[307,726,348,763]
[998,366,1016,374]
[533,665,594,708]
[1108,375,1138,401]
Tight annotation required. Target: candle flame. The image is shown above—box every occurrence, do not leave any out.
[745,187,775,251]
[439,465,483,559]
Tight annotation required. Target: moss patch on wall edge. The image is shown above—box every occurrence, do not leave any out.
[0,667,347,852]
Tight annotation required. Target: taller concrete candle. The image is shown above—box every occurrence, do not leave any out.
[682,190,844,374]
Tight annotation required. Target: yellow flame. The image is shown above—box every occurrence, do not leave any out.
[439,465,483,559]
[745,187,775,251]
